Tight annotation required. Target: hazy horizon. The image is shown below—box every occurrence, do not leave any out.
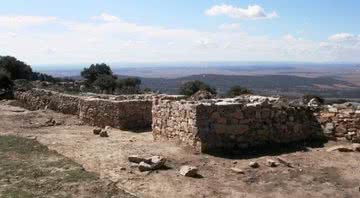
[1,0,360,65]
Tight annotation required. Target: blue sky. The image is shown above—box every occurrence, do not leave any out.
[0,0,359,64]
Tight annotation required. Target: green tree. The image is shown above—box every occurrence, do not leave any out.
[0,56,32,80]
[93,74,116,93]
[227,85,252,97]
[81,63,112,84]
[31,72,57,83]
[0,70,13,92]
[179,80,216,96]
[14,79,34,91]
[116,77,141,94]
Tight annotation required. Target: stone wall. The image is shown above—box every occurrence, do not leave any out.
[79,98,152,129]
[317,103,360,142]
[152,98,200,149]
[153,96,322,153]
[14,89,80,115]
[14,89,153,130]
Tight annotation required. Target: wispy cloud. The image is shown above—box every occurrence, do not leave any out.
[205,4,278,20]
[0,13,359,63]
[0,15,57,28]
[328,33,360,43]
[91,13,121,23]
[218,23,241,31]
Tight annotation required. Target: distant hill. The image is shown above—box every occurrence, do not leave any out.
[136,74,360,98]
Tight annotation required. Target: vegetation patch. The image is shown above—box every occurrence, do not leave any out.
[0,135,135,198]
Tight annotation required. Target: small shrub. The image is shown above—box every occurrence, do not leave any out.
[179,80,216,96]
[227,85,252,97]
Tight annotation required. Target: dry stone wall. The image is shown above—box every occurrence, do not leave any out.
[14,89,153,130]
[153,96,322,153]
[152,98,200,149]
[14,89,80,115]
[17,89,360,153]
[317,103,360,142]
[79,98,152,129]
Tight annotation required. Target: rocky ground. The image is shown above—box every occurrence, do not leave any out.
[1,100,360,198]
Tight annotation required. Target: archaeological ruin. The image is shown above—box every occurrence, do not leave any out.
[15,89,153,130]
[152,95,323,152]
[13,88,360,153]
[317,103,360,142]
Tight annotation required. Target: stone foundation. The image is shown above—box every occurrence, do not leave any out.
[153,95,322,153]
[14,89,153,130]
[317,103,360,142]
[16,89,360,153]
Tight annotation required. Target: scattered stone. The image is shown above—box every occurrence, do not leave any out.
[105,126,112,131]
[231,168,245,174]
[120,167,126,171]
[128,155,166,171]
[45,118,57,126]
[352,143,360,152]
[249,161,259,168]
[26,135,37,141]
[93,128,102,135]
[266,159,278,167]
[129,163,139,168]
[128,155,147,164]
[326,145,354,152]
[276,157,293,168]
[179,166,198,177]
[232,161,238,164]
[138,162,152,172]
[146,156,166,170]
[307,98,321,108]
[99,130,109,137]
[10,109,25,113]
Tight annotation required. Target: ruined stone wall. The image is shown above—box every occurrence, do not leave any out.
[152,96,322,153]
[152,98,201,149]
[14,89,153,130]
[14,89,80,115]
[79,98,152,129]
[317,103,360,142]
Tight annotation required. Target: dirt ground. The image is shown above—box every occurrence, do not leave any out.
[0,100,360,198]
[0,135,135,198]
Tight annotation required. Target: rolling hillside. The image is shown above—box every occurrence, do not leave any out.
[137,74,360,98]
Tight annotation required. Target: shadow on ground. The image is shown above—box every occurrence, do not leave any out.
[206,139,328,160]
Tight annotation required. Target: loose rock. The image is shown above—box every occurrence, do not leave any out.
[352,143,360,152]
[99,130,109,137]
[179,166,198,177]
[276,157,293,168]
[231,168,245,174]
[93,128,102,135]
[266,159,278,167]
[138,162,152,172]
[128,155,147,164]
[249,161,259,168]
[146,156,166,169]
[326,145,354,152]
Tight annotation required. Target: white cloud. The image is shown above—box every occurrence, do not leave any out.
[218,23,241,31]
[91,13,121,22]
[328,33,360,42]
[205,4,278,20]
[282,34,303,41]
[1,13,360,63]
[0,15,57,28]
